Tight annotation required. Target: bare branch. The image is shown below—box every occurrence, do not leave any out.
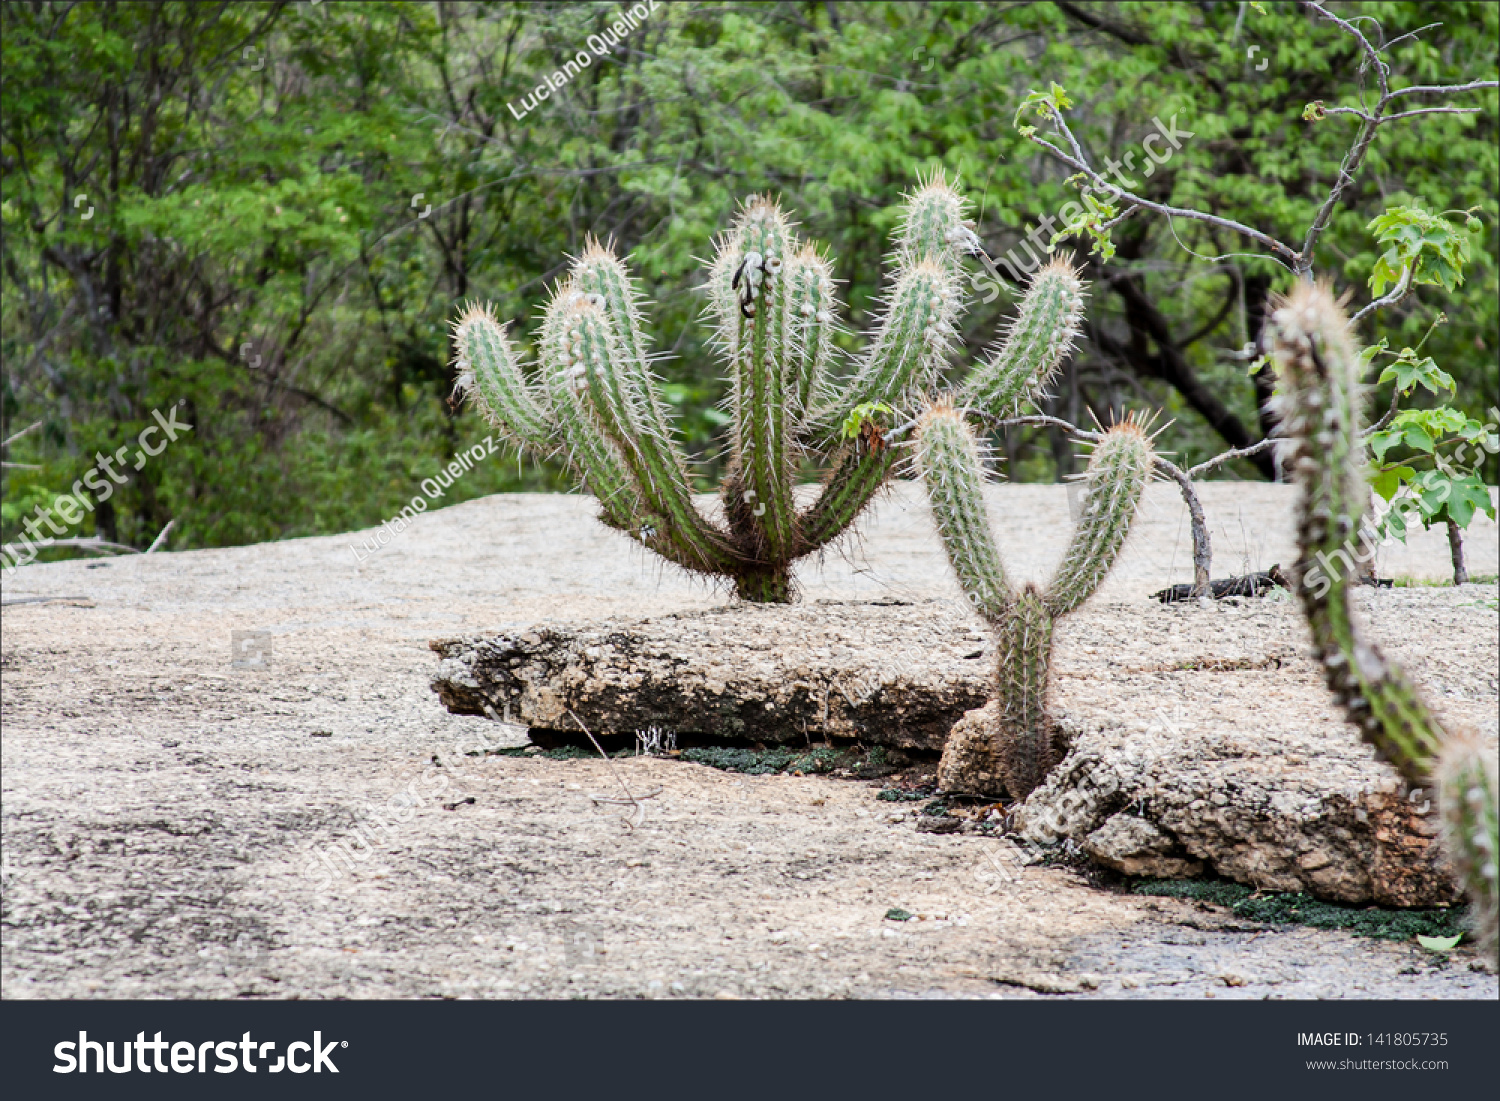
[1187,437,1279,479]
[1304,2,1389,98]
[1025,120,1301,265]
[1350,263,1412,324]
[146,519,176,554]
[1380,106,1485,122]
[1387,80,1499,99]
[2,421,44,449]
[1363,387,1404,437]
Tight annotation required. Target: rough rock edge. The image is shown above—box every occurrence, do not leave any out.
[430,600,993,750]
[1008,731,1458,908]
[432,601,1461,908]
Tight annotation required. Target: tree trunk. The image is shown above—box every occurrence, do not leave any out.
[1447,520,1468,585]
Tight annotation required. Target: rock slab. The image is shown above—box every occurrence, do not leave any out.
[430,599,993,749]
[433,588,1497,908]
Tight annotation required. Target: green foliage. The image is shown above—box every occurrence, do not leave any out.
[1012,81,1073,136]
[839,402,894,441]
[1367,205,1478,296]
[1362,332,1498,539]
[1131,879,1469,944]
[1054,185,1121,262]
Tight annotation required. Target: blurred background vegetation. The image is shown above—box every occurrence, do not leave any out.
[3,0,1496,557]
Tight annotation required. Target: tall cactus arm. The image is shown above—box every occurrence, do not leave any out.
[996,584,1057,800]
[1044,417,1154,617]
[958,257,1086,420]
[1268,283,1447,777]
[784,244,837,426]
[914,399,1013,623]
[535,288,643,532]
[1436,732,1499,962]
[895,168,986,275]
[1271,282,1496,962]
[546,285,737,572]
[812,258,962,442]
[795,442,895,555]
[452,304,553,450]
[726,198,800,561]
[567,245,739,571]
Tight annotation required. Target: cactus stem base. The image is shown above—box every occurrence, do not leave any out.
[734,567,793,604]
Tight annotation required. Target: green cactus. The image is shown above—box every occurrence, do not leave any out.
[916,397,1154,799]
[1269,281,1498,963]
[453,173,1086,603]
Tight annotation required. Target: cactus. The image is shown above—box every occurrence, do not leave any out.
[916,398,1154,799]
[1269,281,1498,963]
[452,173,1087,603]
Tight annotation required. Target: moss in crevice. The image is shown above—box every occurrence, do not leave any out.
[678,744,904,777]
[1131,877,1469,943]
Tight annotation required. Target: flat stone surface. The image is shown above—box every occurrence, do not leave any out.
[3,482,1496,998]
[431,599,992,749]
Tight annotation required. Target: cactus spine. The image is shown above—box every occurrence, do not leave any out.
[1269,282,1498,962]
[916,393,1154,799]
[454,173,1088,603]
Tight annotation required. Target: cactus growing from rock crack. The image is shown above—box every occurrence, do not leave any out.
[451,172,1087,603]
[916,399,1155,799]
[1269,281,1498,963]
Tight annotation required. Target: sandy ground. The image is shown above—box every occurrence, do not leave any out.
[2,481,1497,999]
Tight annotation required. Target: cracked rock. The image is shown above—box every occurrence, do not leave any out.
[1083,813,1204,878]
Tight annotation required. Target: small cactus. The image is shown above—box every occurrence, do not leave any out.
[916,398,1154,799]
[452,174,1086,603]
[1269,281,1498,963]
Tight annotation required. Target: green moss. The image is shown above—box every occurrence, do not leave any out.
[679,746,798,775]
[1132,878,1469,942]
[679,744,877,776]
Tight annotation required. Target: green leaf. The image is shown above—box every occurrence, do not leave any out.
[1369,465,1416,501]
[1377,355,1454,396]
[1368,428,1408,462]
[1013,82,1072,129]
[1437,474,1497,529]
[1402,423,1435,453]
[840,401,893,441]
[1416,934,1462,951]
[1366,205,1473,297]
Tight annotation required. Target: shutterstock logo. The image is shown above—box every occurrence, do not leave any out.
[54,1031,344,1074]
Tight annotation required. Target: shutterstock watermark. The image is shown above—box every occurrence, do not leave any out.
[1,403,192,571]
[507,1,659,121]
[54,1031,343,1074]
[348,436,499,563]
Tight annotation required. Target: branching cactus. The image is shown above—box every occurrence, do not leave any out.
[1269,282,1498,963]
[451,173,1086,603]
[915,400,1155,798]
